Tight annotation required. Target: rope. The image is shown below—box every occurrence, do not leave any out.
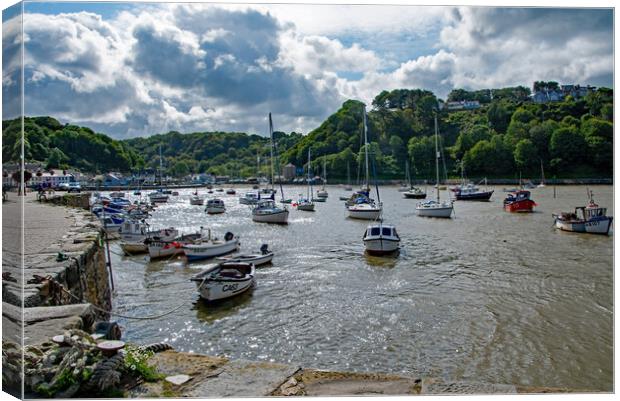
[39,275,189,321]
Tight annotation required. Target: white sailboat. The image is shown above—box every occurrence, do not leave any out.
[316,159,328,198]
[252,113,289,224]
[296,148,315,211]
[537,160,546,188]
[416,114,454,218]
[347,106,382,220]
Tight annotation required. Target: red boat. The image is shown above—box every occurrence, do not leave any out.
[503,190,537,212]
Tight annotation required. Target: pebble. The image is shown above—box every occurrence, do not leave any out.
[165,374,191,386]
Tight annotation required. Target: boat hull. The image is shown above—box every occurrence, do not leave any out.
[297,203,315,211]
[363,238,400,254]
[120,241,147,255]
[184,239,240,261]
[252,209,289,224]
[216,252,274,266]
[554,216,613,235]
[456,190,494,201]
[403,192,427,199]
[504,200,536,212]
[148,241,184,258]
[206,207,226,214]
[190,199,204,205]
[416,205,453,218]
[347,206,382,220]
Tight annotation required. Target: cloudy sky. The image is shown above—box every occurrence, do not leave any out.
[2,2,614,138]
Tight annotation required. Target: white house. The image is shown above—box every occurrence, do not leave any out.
[30,169,75,187]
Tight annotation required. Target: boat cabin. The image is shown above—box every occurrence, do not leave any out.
[505,190,531,202]
[255,199,276,209]
[576,206,608,220]
[364,224,399,240]
[207,199,225,207]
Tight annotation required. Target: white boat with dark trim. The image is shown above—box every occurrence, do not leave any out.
[348,201,382,220]
[216,244,274,266]
[252,200,289,224]
[190,262,255,302]
[296,149,315,212]
[190,194,204,205]
[239,192,260,205]
[146,232,202,259]
[119,220,178,242]
[416,114,454,219]
[553,191,613,235]
[120,240,148,255]
[183,231,240,262]
[148,191,169,203]
[206,198,226,214]
[363,223,400,255]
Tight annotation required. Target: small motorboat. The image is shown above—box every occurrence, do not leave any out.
[206,198,226,214]
[100,215,125,233]
[363,223,400,255]
[455,183,493,201]
[146,232,202,259]
[162,189,173,195]
[183,231,240,261]
[119,220,178,242]
[316,190,328,199]
[226,189,236,195]
[120,240,148,255]
[190,195,204,205]
[133,190,141,196]
[172,191,179,196]
[403,187,427,199]
[190,262,255,302]
[216,188,224,192]
[279,198,293,204]
[239,192,260,205]
[339,196,349,201]
[312,197,326,203]
[216,244,274,266]
[553,191,613,235]
[503,190,536,212]
[148,191,169,203]
[252,200,289,224]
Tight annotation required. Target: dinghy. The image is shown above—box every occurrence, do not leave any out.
[190,262,255,302]
[216,244,274,266]
[183,230,240,262]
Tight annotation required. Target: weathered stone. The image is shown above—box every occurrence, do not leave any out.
[165,374,192,386]
[421,378,517,394]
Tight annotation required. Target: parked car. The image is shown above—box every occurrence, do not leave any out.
[67,182,81,193]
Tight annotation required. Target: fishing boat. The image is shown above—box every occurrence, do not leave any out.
[347,107,382,220]
[205,198,226,214]
[296,148,315,211]
[216,244,274,266]
[226,188,236,195]
[118,220,178,242]
[363,223,400,255]
[416,114,454,218]
[503,190,536,212]
[146,232,202,259]
[553,191,612,235]
[183,230,240,262]
[190,194,204,205]
[190,262,255,302]
[148,190,169,203]
[252,200,289,223]
[251,114,289,224]
[316,159,328,198]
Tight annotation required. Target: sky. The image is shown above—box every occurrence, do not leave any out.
[1,1,614,139]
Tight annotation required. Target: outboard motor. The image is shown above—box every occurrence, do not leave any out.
[224,232,234,241]
[260,244,270,255]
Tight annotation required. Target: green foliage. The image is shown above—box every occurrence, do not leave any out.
[514,139,538,171]
[123,346,163,382]
[550,126,587,168]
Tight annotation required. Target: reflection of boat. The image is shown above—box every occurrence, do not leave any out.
[216,244,274,265]
[553,191,613,235]
[205,198,226,214]
[503,190,536,212]
[183,231,239,262]
[190,262,255,302]
[416,115,453,218]
[363,223,400,255]
[193,288,254,323]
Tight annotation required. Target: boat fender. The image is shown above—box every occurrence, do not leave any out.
[93,321,122,340]
[260,244,270,255]
[224,232,234,241]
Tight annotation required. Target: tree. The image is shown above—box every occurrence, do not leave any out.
[549,127,587,167]
[487,101,512,133]
[46,148,67,169]
[514,139,538,171]
[171,160,190,178]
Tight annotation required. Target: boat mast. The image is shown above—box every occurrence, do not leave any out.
[308,148,312,199]
[434,114,440,203]
[269,113,275,191]
[159,144,163,187]
[540,160,545,184]
[347,161,351,186]
[322,159,327,190]
[363,106,370,191]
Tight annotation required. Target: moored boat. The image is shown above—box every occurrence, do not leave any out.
[455,180,493,201]
[363,223,400,255]
[183,231,240,261]
[252,200,289,224]
[216,244,274,266]
[190,262,255,302]
[120,240,148,255]
[403,187,427,199]
[206,198,226,214]
[503,190,536,212]
[553,192,613,235]
[119,220,178,242]
[239,192,260,205]
[190,195,204,205]
[226,188,236,195]
[146,232,202,259]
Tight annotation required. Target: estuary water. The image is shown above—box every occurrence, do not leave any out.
[109,185,613,391]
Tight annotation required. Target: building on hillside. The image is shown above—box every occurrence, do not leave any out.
[282,163,296,181]
[560,84,596,99]
[445,100,481,111]
[103,173,128,187]
[531,89,564,103]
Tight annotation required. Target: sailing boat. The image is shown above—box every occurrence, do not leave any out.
[415,114,454,218]
[403,160,427,199]
[296,149,315,211]
[537,160,546,188]
[148,145,169,203]
[347,105,382,220]
[252,113,289,224]
[316,159,328,198]
[344,162,353,191]
[398,161,409,192]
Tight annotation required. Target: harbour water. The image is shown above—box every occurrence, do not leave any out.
[110,185,613,391]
